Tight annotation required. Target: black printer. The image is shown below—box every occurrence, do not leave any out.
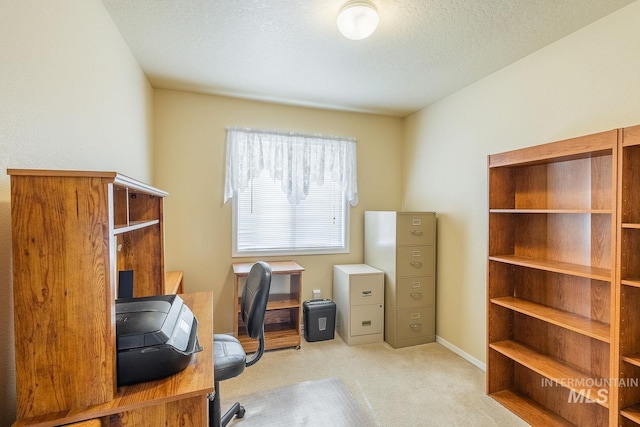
[115,294,202,386]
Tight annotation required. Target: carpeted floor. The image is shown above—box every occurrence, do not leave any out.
[219,334,529,426]
[221,377,373,426]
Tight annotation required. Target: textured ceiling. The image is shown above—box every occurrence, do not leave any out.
[102,0,635,117]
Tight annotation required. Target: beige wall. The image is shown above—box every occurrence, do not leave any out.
[402,0,640,366]
[0,1,154,424]
[153,90,403,333]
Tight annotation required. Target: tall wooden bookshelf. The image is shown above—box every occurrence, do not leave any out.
[617,125,640,426]
[487,130,619,426]
[9,169,213,426]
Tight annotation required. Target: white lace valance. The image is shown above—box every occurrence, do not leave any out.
[224,127,358,206]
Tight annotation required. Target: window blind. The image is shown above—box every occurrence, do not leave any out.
[234,169,347,255]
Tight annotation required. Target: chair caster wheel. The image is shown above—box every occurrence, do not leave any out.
[237,405,246,419]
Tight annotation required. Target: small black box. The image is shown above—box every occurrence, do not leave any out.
[303,299,336,342]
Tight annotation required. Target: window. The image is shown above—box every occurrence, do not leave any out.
[233,170,348,256]
[225,128,357,257]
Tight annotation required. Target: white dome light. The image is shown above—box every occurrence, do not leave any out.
[337,1,379,40]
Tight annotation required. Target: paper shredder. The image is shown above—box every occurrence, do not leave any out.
[303,299,336,342]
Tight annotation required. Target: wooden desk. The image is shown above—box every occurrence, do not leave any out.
[13,292,214,427]
[232,261,304,352]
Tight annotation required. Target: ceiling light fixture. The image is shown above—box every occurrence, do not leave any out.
[336,1,379,41]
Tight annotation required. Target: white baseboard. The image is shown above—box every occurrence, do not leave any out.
[436,335,486,371]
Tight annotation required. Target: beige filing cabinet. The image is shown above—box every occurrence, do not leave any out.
[364,211,436,348]
[333,264,384,345]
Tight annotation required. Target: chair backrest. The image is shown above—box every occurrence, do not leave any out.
[240,261,271,366]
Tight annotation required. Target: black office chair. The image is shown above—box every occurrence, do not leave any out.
[209,261,272,427]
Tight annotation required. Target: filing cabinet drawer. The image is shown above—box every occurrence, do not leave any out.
[351,304,384,336]
[396,213,435,246]
[397,245,435,277]
[349,274,383,306]
[396,307,435,340]
[397,276,435,309]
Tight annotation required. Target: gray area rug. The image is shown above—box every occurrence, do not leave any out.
[225,377,375,426]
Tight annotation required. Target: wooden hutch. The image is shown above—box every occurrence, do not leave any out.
[9,169,212,426]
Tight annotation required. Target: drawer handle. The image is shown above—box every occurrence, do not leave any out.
[410,292,422,298]
[410,323,422,329]
[362,320,372,327]
[362,290,372,297]
[410,261,423,268]
[411,230,423,236]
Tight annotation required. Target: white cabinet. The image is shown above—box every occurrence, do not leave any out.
[333,264,384,345]
[365,211,436,348]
